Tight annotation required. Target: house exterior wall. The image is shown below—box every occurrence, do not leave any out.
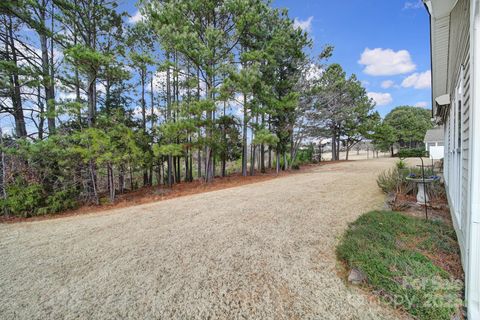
[431,14,450,108]
[444,0,471,254]
[465,0,480,317]
[429,0,480,318]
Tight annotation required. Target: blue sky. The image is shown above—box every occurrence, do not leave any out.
[125,0,432,117]
[275,0,432,116]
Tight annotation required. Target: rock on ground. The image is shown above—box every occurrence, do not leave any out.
[348,268,368,285]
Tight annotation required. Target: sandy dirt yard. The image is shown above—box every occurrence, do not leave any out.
[0,158,406,320]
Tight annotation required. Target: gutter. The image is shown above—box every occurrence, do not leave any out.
[423,1,435,119]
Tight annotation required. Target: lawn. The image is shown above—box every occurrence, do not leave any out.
[337,211,463,320]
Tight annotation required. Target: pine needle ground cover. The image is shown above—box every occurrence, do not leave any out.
[337,211,463,320]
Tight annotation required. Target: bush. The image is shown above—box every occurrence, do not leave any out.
[42,189,78,214]
[395,159,407,170]
[1,179,44,217]
[337,211,462,320]
[1,178,78,217]
[377,163,445,200]
[397,148,429,158]
[376,167,405,194]
[296,145,314,164]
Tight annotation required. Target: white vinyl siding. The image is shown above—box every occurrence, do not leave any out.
[447,0,471,91]
[431,15,450,113]
[428,0,479,317]
[443,0,470,255]
[462,51,471,232]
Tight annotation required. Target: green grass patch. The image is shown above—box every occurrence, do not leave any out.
[336,211,463,320]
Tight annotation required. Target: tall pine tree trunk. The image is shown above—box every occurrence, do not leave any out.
[5,17,27,138]
[48,0,56,133]
[242,93,248,176]
[166,52,173,186]
[221,101,226,177]
[250,144,256,176]
[89,159,98,205]
[39,1,55,134]
[107,163,115,203]
[149,75,155,185]
[141,69,149,186]
[37,86,45,139]
[197,149,202,179]
[260,114,265,173]
[204,73,214,182]
[337,136,341,160]
[173,53,181,183]
[119,164,125,194]
[275,150,280,174]
[268,118,272,169]
[0,128,7,216]
[87,74,96,127]
[331,133,337,161]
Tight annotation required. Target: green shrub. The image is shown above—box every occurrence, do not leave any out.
[296,144,314,164]
[337,211,462,320]
[396,159,407,170]
[2,178,78,217]
[377,167,404,194]
[2,179,44,217]
[377,164,445,200]
[397,148,429,158]
[41,189,78,214]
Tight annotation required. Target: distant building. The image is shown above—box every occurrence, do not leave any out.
[424,126,444,160]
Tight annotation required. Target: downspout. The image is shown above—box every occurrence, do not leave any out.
[423,0,435,119]
[467,1,480,319]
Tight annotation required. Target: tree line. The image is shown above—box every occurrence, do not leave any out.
[371,106,433,156]
[0,0,380,217]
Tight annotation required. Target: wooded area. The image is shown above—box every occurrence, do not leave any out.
[0,0,426,217]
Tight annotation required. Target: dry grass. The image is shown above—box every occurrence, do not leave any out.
[0,158,406,319]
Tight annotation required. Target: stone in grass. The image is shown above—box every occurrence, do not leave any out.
[348,268,367,285]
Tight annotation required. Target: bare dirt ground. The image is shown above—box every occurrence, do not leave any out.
[0,158,405,320]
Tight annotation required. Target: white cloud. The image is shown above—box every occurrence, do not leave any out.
[361,80,370,87]
[414,101,429,108]
[381,80,395,89]
[57,91,77,101]
[128,10,144,24]
[403,1,423,10]
[304,63,323,81]
[293,16,313,33]
[358,48,416,76]
[401,70,431,89]
[96,82,106,94]
[367,92,393,106]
